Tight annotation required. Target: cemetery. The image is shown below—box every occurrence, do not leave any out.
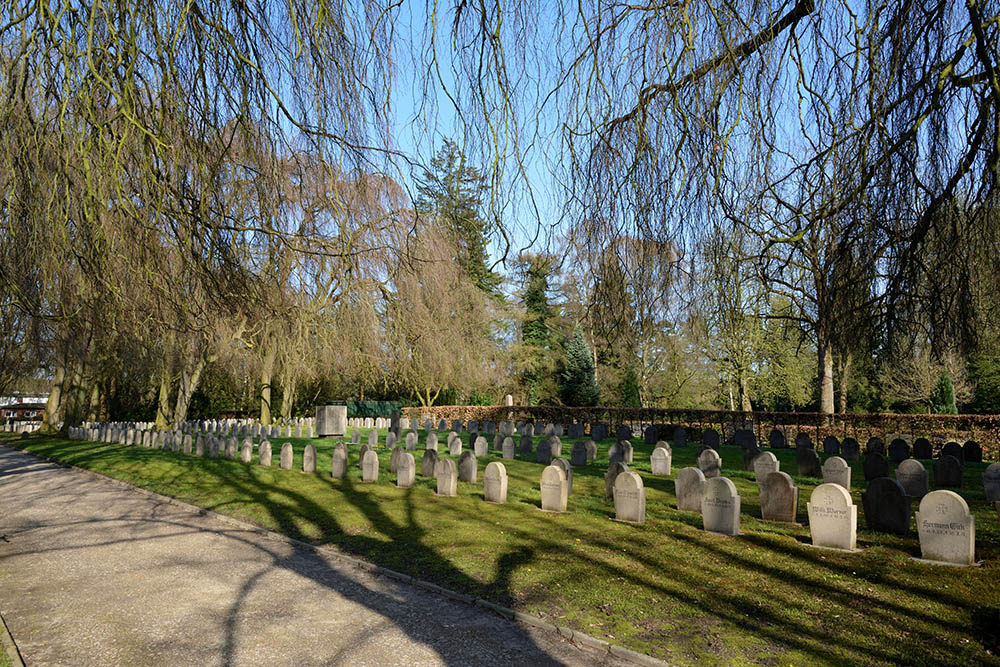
[4,413,1000,665]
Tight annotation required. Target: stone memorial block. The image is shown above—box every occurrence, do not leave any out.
[474,436,488,457]
[768,429,786,449]
[604,461,629,499]
[913,437,932,459]
[608,441,625,465]
[616,425,633,441]
[553,424,564,438]
[484,420,495,435]
[592,423,608,441]
[389,446,403,474]
[390,410,402,436]
[651,447,672,475]
[210,437,222,458]
[410,418,419,432]
[702,429,721,449]
[753,451,780,481]
[866,437,885,456]
[438,419,448,431]
[644,425,658,444]
[484,462,508,503]
[734,429,756,449]
[822,436,841,455]
[743,446,762,471]
[448,432,462,456]
[450,419,463,433]
[424,419,434,432]
[500,421,515,436]
[501,437,515,460]
[284,424,292,438]
[542,423,555,437]
[863,453,889,481]
[570,441,588,467]
[241,440,253,463]
[552,457,573,495]
[896,459,928,498]
[983,462,1000,502]
[821,456,851,490]
[888,438,910,463]
[702,477,741,536]
[385,432,397,450]
[964,440,982,463]
[295,425,302,438]
[183,434,193,455]
[794,433,813,450]
[303,445,316,473]
[540,465,569,512]
[861,478,910,535]
[760,471,799,523]
[458,451,478,483]
[332,443,348,479]
[807,483,858,551]
[426,431,438,452]
[614,472,647,523]
[934,455,963,488]
[271,426,281,438]
[396,452,416,488]
[351,429,361,445]
[584,439,598,461]
[916,490,975,566]
[941,441,964,463]
[225,437,237,460]
[421,449,439,478]
[796,447,822,477]
[524,423,535,437]
[361,449,379,483]
[697,448,722,478]
[841,437,860,460]
[405,431,418,450]
[672,426,687,447]
[195,436,205,457]
[467,421,478,434]
[280,443,294,470]
[435,458,458,496]
[676,467,706,512]
[259,440,272,467]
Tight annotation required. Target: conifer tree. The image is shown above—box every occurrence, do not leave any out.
[560,326,600,406]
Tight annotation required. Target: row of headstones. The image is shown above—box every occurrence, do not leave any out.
[76,418,317,441]
[2,420,41,433]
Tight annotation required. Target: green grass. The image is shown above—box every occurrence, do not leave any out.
[4,430,1000,665]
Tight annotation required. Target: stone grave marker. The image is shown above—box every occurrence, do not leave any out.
[861,477,910,535]
[866,437,885,455]
[697,448,722,478]
[240,440,253,463]
[536,438,554,464]
[448,432,462,456]
[913,437,932,459]
[426,431,438,452]
[280,443,293,470]
[760,471,799,523]
[540,465,569,512]
[437,419,447,431]
[183,434,193,454]
[351,429,361,445]
[501,437,515,460]
[552,457,573,495]
[518,434,532,455]
[385,432,397,450]
[259,440,272,467]
[467,421,478,434]
[195,436,205,457]
[794,432,813,450]
[895,458,928,498]
[743,445,762,471]
[584,439,597,461]
[821,456,851,490]
[571,441,588,467]
[616,425,633,441]
[358,443,373,468]
[549,435,563,458]
[841,437,860,460]
[405,431,417,450]
[484,461,508,503]
[474,436,488,457]
[963,440,982,463]
[225,437,237,460]
[700,428,719,449]
[807,483,858,552]
[983,462,1000,502]
[604,462,629,499]
[458,451,478,483]
[644,425,658,444]
[452,419,463,433]
[676,467,706,512]
[934,455,963,488]
[651,446,672,475]
[822,436,841,455]
[614,472,646,523]
[863,453,889,481]
[421,449,439,478]
[332,443,348,479]
[796,447,822,477]
[389,446,403,474]
[362,449,379,482]
[941,441,964,463]
[888,438,910,463]
[397,452,416,488]
[734,429,756,449]
[768,429,786,449]
[753,451,780,481]
[303,445,316,473]
[916,490,975,566]
[702,476,741,536]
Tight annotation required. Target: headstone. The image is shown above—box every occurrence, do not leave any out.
[963,440,982,463]
[280,442,293,470]
[183,434,193,454]
[458,451,478,483]
[471,436,487,457]
[359,443,373,467]
[644,425,658,444]
[673,426,687,447]
[614,472,646,523]
[702,477,741,536]
[650,447,672,475]
[616,425,632,441]
[536,438,553,464]
[794,432,813,450]
[760,472,799,523]
[331,443,348,478]
[540,465,569,512]
[841,437,860,460]
[934,455,963,488]
[426,431,438,451]
[768,429,786,449]
[351,429,361,445]
[484,461,508,503]
[604,461,629,499]
[863,453,889,481]
[396,452,416,488]
[390,409,401,436]
[702,429,721,449]
[438,419,448,431]
[983,462,1000,502]
[467,421,478,434]
[385,432,397,450]
[584,439,597,461]
[822,436,841,455]
[676,467,706,512]
[225,437,237,460]
[435,458,457,496]
[259,440,272,467]
[896,458,928,498]
[916,490,975,566]
[570,441,588,467]
[807,483,858,551]
[303,445,316,473]
[548,435,563,458]
[195,436,205,457]
[422,449,439,477]
[362,449,379,482]
[743,445,762,471]
[821,456,851,490]
[405,431,418,450]
[240,440,253,463]
[501,437,515,459]
[753,451,780,481]
[389,446,403,474]
[941,441,964,463]
[912,437,933,459]
[697,448,722,478]
[861,477,910,534]
[888,438,910,463]
[734,429,756,449]
[796,447,822,477]
[551,457,573,495]
[316,404,348,437]
[866,437,885,456]
[484,420,495,434]
[448,432,462,456]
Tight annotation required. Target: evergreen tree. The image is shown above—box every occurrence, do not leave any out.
[514,253,559,404]
[932,370,958,414]
[415,139,502,295]
[560,326,600,406]
[621,365,642,408]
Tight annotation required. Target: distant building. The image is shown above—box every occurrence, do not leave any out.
[0,394,49,420]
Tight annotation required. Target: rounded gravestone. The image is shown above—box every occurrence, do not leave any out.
[434,458,458,496]
[421,449,439,477]
[768,429,786,449]
[822,436,841,455]
[458,450,478,483]
[888,438,910,463]
[941,441,964,463]
[861,477,910,535]
[841,438,860,460]
[676,467,706,512]
[912,437,933,459]
[673,426,687,447]
[895,458,928,498]
[701,476,741,536]
[759,471,799,523]
[605,462,629,499]
[484,461,508,504]
[753,451,780,481]
[821,456,851,490]
[963,440,982,463]
[794,432,813,450]
[396,452,416,488]
[983,462,1000,502]
[697,448,722,478]
[734,429,756,449]
[614,471,646,523]
[584,439,598,461]
[702,428,720,449]
[865,437,885,456]
[280,442,294,470]
[303,444,316,473]
[796,447,822,477]
[807,483,857,551]
[934,454,963,488]
[863,452,889,481]
[552,457,573,495]
[540,465,569,512]
[331,443,348,479]
[361,449,379,482]
[916,490,975,566]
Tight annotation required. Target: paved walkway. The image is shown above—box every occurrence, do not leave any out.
[0,445,627,666]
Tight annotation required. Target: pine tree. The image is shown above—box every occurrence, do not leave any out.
[560,326,600,406]
[415,139,502,295]
[932,370,958,414]
[621,365,642,408]
[517,253,558,404]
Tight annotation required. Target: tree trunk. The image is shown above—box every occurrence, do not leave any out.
[43,364,66,432]
[279,374,296,421]
[738,371,753,412]
[259,345,276,426]
[818,336,835,415]
[174,353,208,425]
[154,366,173,429]
[838,350,852,414]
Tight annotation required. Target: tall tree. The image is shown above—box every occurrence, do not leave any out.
[560,326,600,407]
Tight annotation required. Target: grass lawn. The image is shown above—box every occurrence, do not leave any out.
[3,429,999,665]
